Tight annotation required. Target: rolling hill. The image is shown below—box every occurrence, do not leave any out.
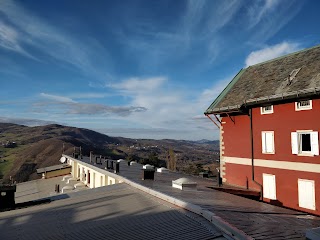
[0,123,219,183]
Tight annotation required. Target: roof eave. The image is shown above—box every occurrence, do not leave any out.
[207,86,320,115]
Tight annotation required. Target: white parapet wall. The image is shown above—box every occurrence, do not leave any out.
[64,155,120,189]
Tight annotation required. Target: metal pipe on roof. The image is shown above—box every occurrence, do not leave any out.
[249,108,263,199]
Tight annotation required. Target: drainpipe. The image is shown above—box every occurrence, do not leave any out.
[249,108,263,200]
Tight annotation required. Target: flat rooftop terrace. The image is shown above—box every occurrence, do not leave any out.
[70,155,320,240]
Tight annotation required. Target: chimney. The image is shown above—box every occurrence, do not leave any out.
[114,162,120,174]
[104,160,108,169]
[110,161,114,170]
[90,151,93,163]
[80,146,83,159]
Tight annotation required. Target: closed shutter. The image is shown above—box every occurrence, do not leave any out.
[298,179,315,210]
[262,132,266,153]
[291,132,298,154]
[266,132,274,153]
[311,131,319,155]
[263,174,276,200]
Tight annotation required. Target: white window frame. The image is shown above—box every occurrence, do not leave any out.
[263,173,277,200]
[298,179,316,210]
[261,131,275,154]
[291,131,319,156]
[295,100,312,111]
[261,105,274,115]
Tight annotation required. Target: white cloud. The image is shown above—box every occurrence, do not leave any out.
[105,76,222,139]
[245,42,301,67]
[40,93,75,103]
[110,77,167,93]
[198,75,234,110]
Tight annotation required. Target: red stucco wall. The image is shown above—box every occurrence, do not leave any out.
[223,99,320,164]
[225,163,320,215]
[222,99,320,215]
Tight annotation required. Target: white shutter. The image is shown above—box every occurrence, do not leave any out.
[298,179,315,210]
[261,132,266,153]
[311,131,319,155]
[263,174,270,198]
[270,175,276,199]
[263,174,276,200]
[291,132,298,154]
[266,132,274,153]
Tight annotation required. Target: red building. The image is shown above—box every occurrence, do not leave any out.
[205,45,320,215]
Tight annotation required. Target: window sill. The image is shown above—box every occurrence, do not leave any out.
[295,107,312,111]
[262,152,275,154]
[297,153,314,157]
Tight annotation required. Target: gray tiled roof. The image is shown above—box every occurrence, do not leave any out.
[0,183,224,240]
[206,45,320,114]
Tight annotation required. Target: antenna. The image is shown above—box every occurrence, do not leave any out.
[60,156,66,163]
[62,143,65,154]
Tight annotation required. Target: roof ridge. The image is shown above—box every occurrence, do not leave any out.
[247,44,320,68]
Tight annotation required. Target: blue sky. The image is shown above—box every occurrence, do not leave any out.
[1,0,320,140]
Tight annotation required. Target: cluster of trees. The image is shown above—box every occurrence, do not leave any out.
[125,148,216,177]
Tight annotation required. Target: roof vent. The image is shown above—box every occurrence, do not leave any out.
[143,164,154,169]
[157,167,169,173]
[172,178,197,190]
[286,68,301,85]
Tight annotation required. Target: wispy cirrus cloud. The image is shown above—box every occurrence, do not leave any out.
[247,0,304,43]
[0,0,112,80]
[245,41,301,67]
[109,77,167,93]
[40,93,75,103]
[247,0,281,28]
[116,0,242,70]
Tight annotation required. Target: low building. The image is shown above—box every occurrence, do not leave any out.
[36,164,71,179]
[205,45,320,215]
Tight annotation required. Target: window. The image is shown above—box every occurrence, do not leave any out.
[295,100,312,111]
[263,174,276,200]
[261,105,273,114]
[298,179,315,210]
[291,131,319,155]
[262,131,275,154]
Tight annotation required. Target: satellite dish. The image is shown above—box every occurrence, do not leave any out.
[60,156,66,163]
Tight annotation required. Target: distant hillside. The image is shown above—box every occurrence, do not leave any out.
[0,123,219,183]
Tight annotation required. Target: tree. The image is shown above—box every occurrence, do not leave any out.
[167,149,176,171]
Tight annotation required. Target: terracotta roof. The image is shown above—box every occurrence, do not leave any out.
[205,45,320,114]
